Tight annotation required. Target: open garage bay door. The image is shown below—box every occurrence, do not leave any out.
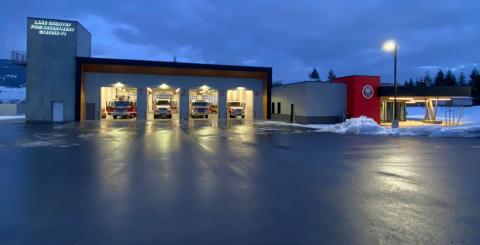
[147,85,180,121]
[100,86,137,120]
[227,88,254,119]
[189,86,218,120]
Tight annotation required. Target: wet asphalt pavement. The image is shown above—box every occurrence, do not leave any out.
[1,119,480,244]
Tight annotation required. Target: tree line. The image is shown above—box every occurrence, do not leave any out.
[308,68,336,82]
[288,67,480,104]
[403,68,480,104]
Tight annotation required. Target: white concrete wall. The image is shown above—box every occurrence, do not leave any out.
[272,82,347,117]
[0,104,25,115]
[83,72,265,120]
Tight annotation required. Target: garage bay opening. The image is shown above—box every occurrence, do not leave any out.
[226,87,253,119]
[147,84,180,121]
[189,85,218,120]
[100,84,137,120]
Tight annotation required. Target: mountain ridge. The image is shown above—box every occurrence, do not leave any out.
[0,59,26,88]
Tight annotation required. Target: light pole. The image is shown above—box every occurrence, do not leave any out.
[383,40,399,128]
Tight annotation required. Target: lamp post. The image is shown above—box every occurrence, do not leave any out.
[383,40,399,128]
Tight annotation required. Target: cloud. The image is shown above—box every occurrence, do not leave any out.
[418,66,442,70]
[78,15,173,61]
[1,0,480,83]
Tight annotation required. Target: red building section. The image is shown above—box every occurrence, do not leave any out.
[334,75,381,123]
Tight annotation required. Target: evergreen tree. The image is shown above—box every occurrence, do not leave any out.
[434,69,445,86]
[327,69,336,82]
[424,71,433,86]
[414,79,422,87]
[308,68,320,81]
[469,67,480,104]
[458,72,467,86]
[414,77,423,87]
[272,81,283,86]
[444,70,457,86]
[406,78,415,86]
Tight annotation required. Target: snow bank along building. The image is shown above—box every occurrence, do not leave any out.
[25,17,471,124]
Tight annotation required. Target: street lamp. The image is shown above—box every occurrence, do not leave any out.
[383,40,399,128]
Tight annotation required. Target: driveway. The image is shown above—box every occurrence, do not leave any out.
[1,120,480,244]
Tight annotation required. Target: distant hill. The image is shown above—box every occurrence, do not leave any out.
[0,59,26,88]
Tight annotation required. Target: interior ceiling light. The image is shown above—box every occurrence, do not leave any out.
[159,83,169,89]
[430,98,452,101]
[388,97,414,101]
[113,82,124,88]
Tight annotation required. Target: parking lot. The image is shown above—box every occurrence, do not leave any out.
[1,119,480,244]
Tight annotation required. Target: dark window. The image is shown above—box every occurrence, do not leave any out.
[271,102,275,114]
[290,104,295,122]
[277,102,281,114]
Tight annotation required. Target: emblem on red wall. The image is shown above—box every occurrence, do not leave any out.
[362,85,374,99]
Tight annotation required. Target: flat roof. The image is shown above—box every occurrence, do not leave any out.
[77,57,272,73]
[335,75,381,79]
[378,86,471,97]
[272,80,343,87]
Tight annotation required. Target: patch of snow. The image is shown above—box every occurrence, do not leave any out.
[429,124,480,137]
[0,115,25,120]
[261,116,480,137]
[78,133,96,140]
[255,120,307,128]
[16,133,79,148]
[0,86,25,103]
[17,141,56,148]
[3,74,19,79]
[407,106,480,123]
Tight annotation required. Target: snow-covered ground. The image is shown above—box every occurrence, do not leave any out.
[406,106,480,123]
[0,86,25,103]
[0,115,25,120]
[259,106,480,137]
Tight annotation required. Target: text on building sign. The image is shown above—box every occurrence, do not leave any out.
[30,19,75,36]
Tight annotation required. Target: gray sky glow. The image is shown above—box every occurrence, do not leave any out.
[1,0,479,83]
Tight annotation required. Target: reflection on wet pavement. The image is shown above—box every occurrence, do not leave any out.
[0,120,479,244]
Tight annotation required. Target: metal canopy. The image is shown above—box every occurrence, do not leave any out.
[378,86,471,97]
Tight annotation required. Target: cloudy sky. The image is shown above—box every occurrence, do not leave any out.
[1,0,479,83]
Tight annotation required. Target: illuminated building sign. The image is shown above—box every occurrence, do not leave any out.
[362,85,374,99]
[30,19,75,36]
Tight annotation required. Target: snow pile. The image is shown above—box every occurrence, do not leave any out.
[430,124,480,137]
[310,117,480,137]
[0,86,25,103]
[261,116,480,137]
[309,117,389,135]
